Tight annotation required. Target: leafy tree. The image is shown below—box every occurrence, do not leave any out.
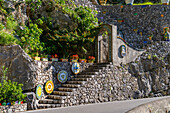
[15,23,44,56]
[39,0,99,57]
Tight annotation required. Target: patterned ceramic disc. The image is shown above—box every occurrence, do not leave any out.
[71,63,80,74]
[121,45,126,57]
[36,84,43,99]
[57,70,68,83]
[45,80,54,94]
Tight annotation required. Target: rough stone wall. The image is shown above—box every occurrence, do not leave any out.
[0,45,36,91]
[0,103,27,113]
[97,5,170,49]
[129,41,170,98]
[64,65,138,106]
[127,97,170,113]
[72,0,98,9]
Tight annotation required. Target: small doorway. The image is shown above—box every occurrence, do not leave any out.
[98,34,109,63]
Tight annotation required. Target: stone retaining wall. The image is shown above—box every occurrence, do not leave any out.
[0,45,93,92]
[97,5,170,49]
[0,103,27,113]
[64,65,138,106]
[126,97,170,113]
[34,61,93,99]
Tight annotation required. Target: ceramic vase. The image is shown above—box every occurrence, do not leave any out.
[125,0,134,5]
[161,0,169,5]
[99,0,107,5]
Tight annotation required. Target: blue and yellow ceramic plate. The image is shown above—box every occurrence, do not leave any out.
[36,84,43,99]
[71,63,80,74]
[57,70,68,83]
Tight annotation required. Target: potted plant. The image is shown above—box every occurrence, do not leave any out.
[40,54,48,61]
[79,55,87,63]
[31,52,40,61]
[61,57,68,62]
[51,54,59,61]
[99,0,107,5]
[88,56,95,63]
[70,54,79,62]
[125,0,134,5]
[79,58,87,63]
[161,0,169,5]
[60,54,69,62]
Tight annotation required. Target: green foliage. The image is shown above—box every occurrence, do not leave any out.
[16,23,44,56]
[147,54,152,59]
[0,30,18,45]
[0,23,5,31]
[133,2,161,5]
[153,55,158,58]
[0,66,26,103]
[2,66,8,81]
[0,80,26,103]
[41,1,99,57]
[25,0,42,12]
[0,16,18,46]
[6,16,17,31]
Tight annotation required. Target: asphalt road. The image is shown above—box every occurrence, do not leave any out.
[22,96,169,113]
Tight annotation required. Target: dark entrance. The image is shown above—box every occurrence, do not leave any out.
[98,34,109,63]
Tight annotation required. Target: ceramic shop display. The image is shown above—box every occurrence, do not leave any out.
[71,63,80,74]
[57,70,68,83]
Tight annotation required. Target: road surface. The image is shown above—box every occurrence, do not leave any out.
[22,96,169,113]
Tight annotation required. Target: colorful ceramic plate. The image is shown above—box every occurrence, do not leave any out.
[45,80,54,94]
[71,63,80,74]
[121,45,126,57]
[57,70,68,83]
[36,84,43,99]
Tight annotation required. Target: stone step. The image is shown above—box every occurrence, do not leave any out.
[79,71,99,75]
[98,62,113,65]
[73,75,95,78]
[39,99,65,104]
[70,78,89,81]
[88,66,106,70]
[47,95,67,100]
[53,91,71,96]
[82,69,102,72]
[67,81,86,84]
[58,87,76,92]
[89,63,112,67]
[37,104,61,109]
[61,84,81,88]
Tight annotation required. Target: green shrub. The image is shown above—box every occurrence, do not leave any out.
[0,80,26,103]
[0,23,5,31]
[6,16,17,31]
[147,54,152,59]
[16,23,44,56]
[0,31,18,45]
[0,66,26,103]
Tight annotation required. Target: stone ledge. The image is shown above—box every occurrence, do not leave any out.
[0,103,27,113]
[126,97,170,113]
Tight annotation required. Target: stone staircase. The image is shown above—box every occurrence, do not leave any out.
[37,62,113,109]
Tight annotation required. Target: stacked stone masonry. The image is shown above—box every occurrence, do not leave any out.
[97,5,170,49]
[0,103,27,113]
[37,62,139,108]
